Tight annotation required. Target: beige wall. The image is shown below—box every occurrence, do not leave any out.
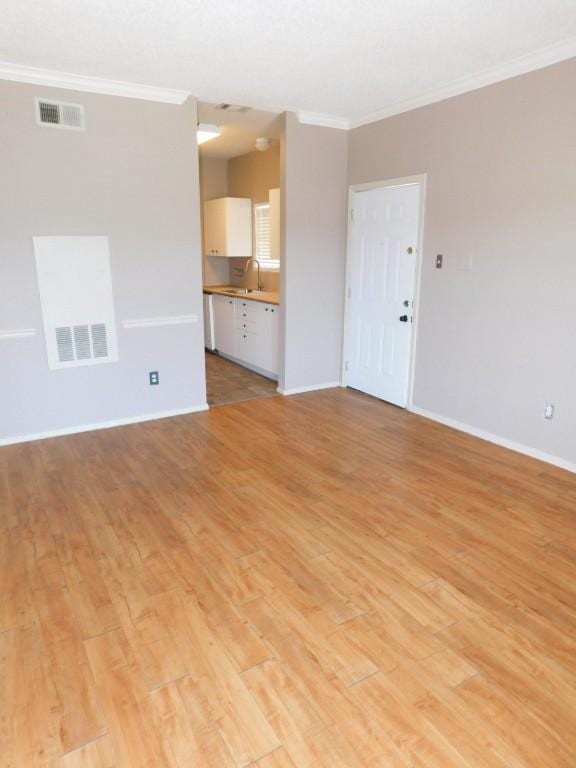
[348,58,576,467]
[228,144,280,202]
[0,80,206,443]
[198,146,281,289]
[199,155,229,285]
[281,112,348,391]
[228,144,281,291]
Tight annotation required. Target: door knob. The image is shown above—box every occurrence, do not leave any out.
[399,315,408,322]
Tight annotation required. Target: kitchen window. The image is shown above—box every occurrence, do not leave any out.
[254,202,279,269]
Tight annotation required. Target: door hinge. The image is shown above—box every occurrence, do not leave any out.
[347,286,351,299]
[344,360,349,371]
[351,209,354,221]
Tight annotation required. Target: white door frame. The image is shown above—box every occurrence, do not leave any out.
[341,174,427,409]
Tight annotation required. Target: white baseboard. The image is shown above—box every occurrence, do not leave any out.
[277,381,341,396]
[409,404,576,474]
[0,403,209,447]
[218,352,278,382]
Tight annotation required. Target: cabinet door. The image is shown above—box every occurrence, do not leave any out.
[212,294,235,356]
[203,199,226,257]
[267,305,280,374]
[225,198,253,257]
[203,294,214,350]
[260,303,280,375]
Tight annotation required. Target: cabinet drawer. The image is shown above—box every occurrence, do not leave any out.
[236,300,261,315]
[235,316,258,331]
[235,328,260,366]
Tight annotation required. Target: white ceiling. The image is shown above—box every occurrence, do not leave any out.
[2,1,576,126]
[197,103,281,159]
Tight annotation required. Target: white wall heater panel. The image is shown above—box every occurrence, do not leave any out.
[33,236,119,370]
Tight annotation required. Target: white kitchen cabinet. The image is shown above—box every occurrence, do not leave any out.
[262,303,279,374]
[203,197,252,258]
[235,299,262,369]
[212,294,236,357]
[212,295,279,379]
[203,293,215,350]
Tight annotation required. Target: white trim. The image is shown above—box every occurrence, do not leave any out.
[0,404,209,448]
[218,352,278,382]
[0,328,37,340]
[277,381,341,396]
[349,36,576,128]
[0,61,189,104]
[123,314,199,329]
[342,175,427,410]
[409,405,576,475]
[297,111,350,130]
[295,37,576,131]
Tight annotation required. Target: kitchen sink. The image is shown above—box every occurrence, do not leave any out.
[228,288,261,294]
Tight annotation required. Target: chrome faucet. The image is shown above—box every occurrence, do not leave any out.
[245,258,263,291]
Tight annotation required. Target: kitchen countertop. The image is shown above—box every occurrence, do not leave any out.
[203,285,280,305]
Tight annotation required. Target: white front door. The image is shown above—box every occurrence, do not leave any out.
[344,183,421,407]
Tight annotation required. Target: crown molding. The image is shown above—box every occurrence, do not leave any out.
[297,111,350,130]
[349,36,576,128]
[0,61,190,104]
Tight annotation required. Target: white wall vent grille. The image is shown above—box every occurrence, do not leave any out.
[35,98,85,131]
[56,323,110,363]
[91,323,109,357]
[55,327,74,362]
[34,236,118,370]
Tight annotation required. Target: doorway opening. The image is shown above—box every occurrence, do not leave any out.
[342,175,426,408]
[198,102,283,407]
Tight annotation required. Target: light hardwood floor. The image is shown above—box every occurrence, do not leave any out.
[1,388,575,767]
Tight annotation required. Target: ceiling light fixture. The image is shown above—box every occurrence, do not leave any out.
[255,137,271,151]
[197,123,220,145]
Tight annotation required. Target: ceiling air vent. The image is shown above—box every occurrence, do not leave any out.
[35,98,85,131]
[218,103,251,113]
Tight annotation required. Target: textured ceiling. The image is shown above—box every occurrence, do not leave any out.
[2,0,576,123]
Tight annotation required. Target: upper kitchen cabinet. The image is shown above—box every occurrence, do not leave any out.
[203,197,252,258]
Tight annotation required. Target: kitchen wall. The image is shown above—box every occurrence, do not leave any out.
[280,112,348,393]
[199,155,230,285]
[348,57,576,467]
[199,144,281,291]
[228,144,281,291]
[0,79,206,444]
[228,144,280,202]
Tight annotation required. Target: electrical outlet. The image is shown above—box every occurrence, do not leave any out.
[149,371,159,386]
[544,403,554,420]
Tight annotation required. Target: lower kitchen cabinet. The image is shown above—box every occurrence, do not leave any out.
[212,294,279,378]
[212,294,236,357]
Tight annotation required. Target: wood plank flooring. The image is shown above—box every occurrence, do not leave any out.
[205,352,278,406]
[1,388,575,767]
